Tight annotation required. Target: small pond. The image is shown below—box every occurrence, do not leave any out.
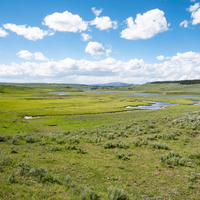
[24,116,40,119]
[126,101,178,110]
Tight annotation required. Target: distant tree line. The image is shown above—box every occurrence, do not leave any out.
[150,79,200,85]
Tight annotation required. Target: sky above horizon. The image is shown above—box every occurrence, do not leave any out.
[0,0,200,84]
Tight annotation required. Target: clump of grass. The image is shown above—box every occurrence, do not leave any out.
[188,173,198,182]
[11,136,18,145]
[49,145,61,151]
[10,145,18,153]
[0,155,12,167]
[149,142,169,150]
[80,187,101,200]
[42,174,61,184]
[63,175,72,187]
[133,138,141,147]
[65,145,77,150]
[107,186,129,200]
[0,136,7,142]
[68,136,80,144]
[29,166,47,180]
[78,146,86,154]
[18,162,30,175]
[146,134,157,140]
[7,172,16,184]
[104,140,129,149]
[108,133,115,140]
[25,136,40,143]
[159,150,188,166]
[115,152,129,160]
[39,141,48,145]
[189,151,200,159]
[63,130,71,135]
[56,139,66,144]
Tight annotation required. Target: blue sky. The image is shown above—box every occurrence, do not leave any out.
[0,0,200,84]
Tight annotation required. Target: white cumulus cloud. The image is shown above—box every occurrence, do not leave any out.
[90,16,118,30]
[17,50,48,61]
[0,28,8,37]
[85,42,111,56]
[3,23,53,41]
[181,3,200,27]
[120,9,170,40]
[180,20,189,28]
[43,11,88,32]
[1,51,200,84]
[81,33,92,41]
[91,7,103,17]
[34,52,49,61]
[17,50,33,60]
[156,55,171,60]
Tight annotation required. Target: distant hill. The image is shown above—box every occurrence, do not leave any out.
[90,82,129,87]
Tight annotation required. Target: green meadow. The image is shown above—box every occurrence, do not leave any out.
[1,83,200,199]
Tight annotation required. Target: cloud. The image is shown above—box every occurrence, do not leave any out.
[191,0,196,2]
[156,55,171,60]
[17,50,48,61]
[43,11,88,32]
[181,3,200,27]
[17,50,33,60]
[2,51,200,84]
[81,33,92,41]
[85,42,111,56]
[120,9,170,40]
[3,23,53,41]
[180,20,189,28]
[188,2,200,12]
[90,16,118,30]
[0,28,8,37]
[34,52,49,61]
[190,3,200,25]
[91,7,103,17]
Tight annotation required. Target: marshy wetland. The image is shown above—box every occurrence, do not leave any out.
[1,83,200,199]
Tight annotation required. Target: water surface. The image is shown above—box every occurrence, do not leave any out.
[126,101,177,110]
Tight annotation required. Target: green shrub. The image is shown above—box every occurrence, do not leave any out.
[10,146,18,153]
[115,152,129,160]
[63,175,72,186]
[80,187,101,200]
[29,166,47,180]
[104,141,115,149]
[7,172,16,184]
[11,136,18,145]
[108,133,115,140]
[107,186,129,200]
[68,136,80,144]
[0,156,12,166]
[56,139,66,144]
[149,142,168,150]
[63,130,71,135]
[133,139,141,147]
[50,145,61,151]
[18,162,30,175]
[0,136,6,142]
[42,174,61,184]
[25,136,40,143]
[78,146,86,154]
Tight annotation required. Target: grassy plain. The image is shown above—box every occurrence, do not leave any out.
[0,83,200,199]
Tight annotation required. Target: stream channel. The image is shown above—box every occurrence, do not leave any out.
[50,91,200,110]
